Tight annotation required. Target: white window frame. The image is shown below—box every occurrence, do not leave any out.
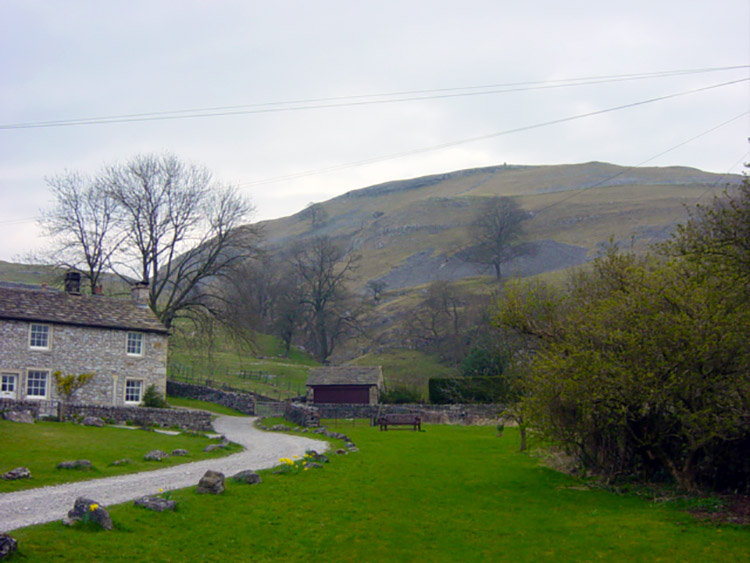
[126,332,144,356]
[29,324,51,350]
[26,369,49,399]
[124,378,144,404]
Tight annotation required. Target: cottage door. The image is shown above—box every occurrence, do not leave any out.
[0,373,17,399]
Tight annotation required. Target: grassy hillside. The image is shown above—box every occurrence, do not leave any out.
[258,162,737,290]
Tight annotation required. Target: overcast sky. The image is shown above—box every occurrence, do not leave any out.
[1,1,748,262]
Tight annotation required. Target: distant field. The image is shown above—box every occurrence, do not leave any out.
[168,329,318,400]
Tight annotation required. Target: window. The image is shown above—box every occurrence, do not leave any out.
[29,324,50,349]
[26,370,49,399]
[124,379,143,403]
[126,332,144,356]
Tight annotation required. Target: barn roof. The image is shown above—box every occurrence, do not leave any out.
[0,286,168,334]
[307,366,383,386]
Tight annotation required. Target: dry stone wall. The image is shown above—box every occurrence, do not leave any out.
[167,380,257,415]
[1,398,212,430]
[285,402,502,426]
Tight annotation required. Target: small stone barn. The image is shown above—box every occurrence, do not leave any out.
[306,366,384,404]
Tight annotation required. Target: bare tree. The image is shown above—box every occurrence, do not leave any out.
[288,235,360,363]
[104,153,260,328]
[470,196,527,280]
[406,280,472,364]
[303,202,328,229]
[39,172,123,293]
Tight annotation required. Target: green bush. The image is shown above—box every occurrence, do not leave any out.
[380,385,422,404]
[141,385,169,408]
[429,377,509,404]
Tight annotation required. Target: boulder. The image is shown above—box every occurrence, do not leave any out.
[170,449,189,456]
[2,410,34,424]
[62,497,113,530]
[232,470,262,485]
[1,467,31,480]
[82,416,105,427]
[304,462,323,469]
[57,460,91,470]
[144,450,168,461]
[134,495,177,512]
[348,447,360,453]
[196,470,225,494]
[335,449,348,455]
[0,534,18,560]
[203,444,224,453]
[111,458,132,466]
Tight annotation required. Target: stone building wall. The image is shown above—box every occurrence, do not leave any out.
[0,318,167,407]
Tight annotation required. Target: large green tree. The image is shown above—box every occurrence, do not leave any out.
[497,246,750,491]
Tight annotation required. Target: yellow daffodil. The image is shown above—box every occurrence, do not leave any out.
[89,503,99,512]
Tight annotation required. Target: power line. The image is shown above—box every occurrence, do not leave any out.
[1,65,746,130]
[236,78,749,188]
[534,111,749,216]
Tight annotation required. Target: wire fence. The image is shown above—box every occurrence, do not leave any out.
[168,361,306,400]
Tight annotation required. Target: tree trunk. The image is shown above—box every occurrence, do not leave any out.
[519,425,527,452]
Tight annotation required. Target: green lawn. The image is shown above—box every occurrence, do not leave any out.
[8,424,749,561]
[167,396,248,416]
[0,420,240,492]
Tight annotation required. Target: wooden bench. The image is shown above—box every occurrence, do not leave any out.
[378,413,421,431]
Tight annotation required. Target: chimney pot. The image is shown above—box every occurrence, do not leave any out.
[130,281,150,307]
[64,271,82,295]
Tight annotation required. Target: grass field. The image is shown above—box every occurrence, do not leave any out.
[9,423,749,561]
[0,420,240,493]
[166,396,248,416]
[168,330,319,400]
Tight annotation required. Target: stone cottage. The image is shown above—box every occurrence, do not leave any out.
[0,275,168,408]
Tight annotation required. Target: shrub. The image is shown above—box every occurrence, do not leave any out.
[428,377,509,404]
[141,385,169,409]
[380,385,422,404]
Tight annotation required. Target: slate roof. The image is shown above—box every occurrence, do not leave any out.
[0,286,168,334]
[307,366,383,386]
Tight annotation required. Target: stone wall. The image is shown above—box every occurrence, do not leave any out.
[287,402,502,426]
[0,398,212,431]
[167,380,256,415]
[0,318,167,407]
[0,398,41,417]
[284,402,320,427]
[68,403,212,431]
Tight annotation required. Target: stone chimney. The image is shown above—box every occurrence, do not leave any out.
[64,271,82,295]
[130,281,150,307]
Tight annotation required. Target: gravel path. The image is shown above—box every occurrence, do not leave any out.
[0,416,325,533]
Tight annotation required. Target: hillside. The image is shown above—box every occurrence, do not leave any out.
[257,162,739,290]
[1,162,740,388]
